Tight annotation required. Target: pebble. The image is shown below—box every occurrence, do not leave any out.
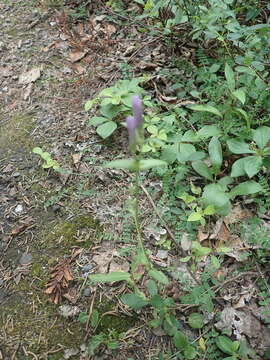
[83,288,91,297]
[19,252,33,265]
[156,250,168,259]
[14,204,23,213]
[82,264,92,273]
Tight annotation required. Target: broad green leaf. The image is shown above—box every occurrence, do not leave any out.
[138,159,167,170]
[232,89,246,104]
[202,184,229,208]
[227,139,254,154]
[107,340,119,349]
[203,205,216,215]
[89,272,131,283]
[233,108,249,122]
[78,312,88,324]
[197,125,221,138]
[231,158,246,177]
[146,279,158,297]
[148,269,169,285]
[187,211,203,222]
[176,143,197,163]
[225,63,235,92]
[235,66,256,76]
[209,137,223,171]
[230,181,262,199]
[88,116,108,127]
[188,104,222,118]
[243,155,262,178]
[218,176,234,186]
[150,295,164,309]
[184,346,197,359]
[104,159,138,171]
[88,334,104,354]
[84,98,98,111]
[188,313,204,329]
[216,336,234,355]
[32,147,43,155]
[163,315,179,336]
[173,331,189,349]
[252,126,270,149]
[181,130,198,142]
[121,293,148,310]
[192,241,212,257]
[100,104,122,119]
[96,121,117,138]
[192,160,213,181]
[187,151,206,161]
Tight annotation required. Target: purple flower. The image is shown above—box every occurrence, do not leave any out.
[126,95,144,143]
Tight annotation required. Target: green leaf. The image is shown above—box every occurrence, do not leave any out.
[85,98,98,111]
[91,309,99,328]
[138,159,167,170]
[148,269,169,285]
[88,116,108,127]
[107,340,119,349]
[203,205,216,215]
[209,137,223,171]
[216,336,234,355]
[96,121,117,138]
[252,126,270,149]
[176,143,197,163]
[232,89,246,104]
[188,104,222,118]
[243,155,262,178]
[121,293,148,310]
[88,334,104,355]
[233,108,249,122]
[32,147,43,155]
[89,272,131,283]
[184,346,197,359]
[218,176,233,186]
[146,279,158,297]
[187,211,203,222]
[173,331,189,349]
[225,63,235,92]
[188,313,204,329]
[192,241,212,257]
[231,158,246,177]
[104,159,138,171]
[202,184,230,208]
[227,139,254,154]
[78,311,88,324]
[192,160,213,181]
[197,125,221,138]
[235,66,256,76]
[150,295,164,309]
[230,181,262,199]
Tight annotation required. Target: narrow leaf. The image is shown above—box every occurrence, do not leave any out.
[225,63,235,92]
[192,160,213,181]
[148,269,169,285]
[89,272,131,283]
[232,89,246,104]
[104,159,138,171]
[209,137,223,170]
[188,104,222,118]
[138,159,167,170]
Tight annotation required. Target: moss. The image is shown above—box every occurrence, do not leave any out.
[95,299,137,335]
[0,112,36,157]
[41,215,102,252]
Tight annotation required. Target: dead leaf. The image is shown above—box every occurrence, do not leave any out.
[197,227,209,242]
[2,164,13,173]
[109,260,130,273]
[69,50,87,63]
[23,83,33,100]
[19,67,41,84]
[105,24,117,35]
[210,219,230,242]
[70,63,85,75]
[224,205,251,225]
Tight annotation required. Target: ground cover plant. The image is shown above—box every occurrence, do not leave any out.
[1,0,270,359]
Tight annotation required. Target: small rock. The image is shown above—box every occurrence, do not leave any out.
[12,172,21,178]
[14,204,23,213]
[156,250,168,260]
[63,348,79,359]
[19,252,33,265]
[83,288,91,297]
[82,264,92,273]
[59,305,80,318]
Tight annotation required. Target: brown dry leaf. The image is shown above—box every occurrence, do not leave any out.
[2,163,13,173]
[11,224,28,236]
[109,260,130,273]
[210,219,230,242]
[197,227,209,242]
[23,83,33,100]
[69,50,87,63]
[70,63,85,75]
[105,24,117,35]
[19,67,42,84]
[159,95,178,103]
[137,61,158,70]
[224,205,251,225]
[92,249,116,273]
[72,153,82,166]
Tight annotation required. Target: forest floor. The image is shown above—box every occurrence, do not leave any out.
[0,1,270,360]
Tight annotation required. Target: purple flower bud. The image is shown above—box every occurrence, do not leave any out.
[125,95,144,144]
[132,95,143,126]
